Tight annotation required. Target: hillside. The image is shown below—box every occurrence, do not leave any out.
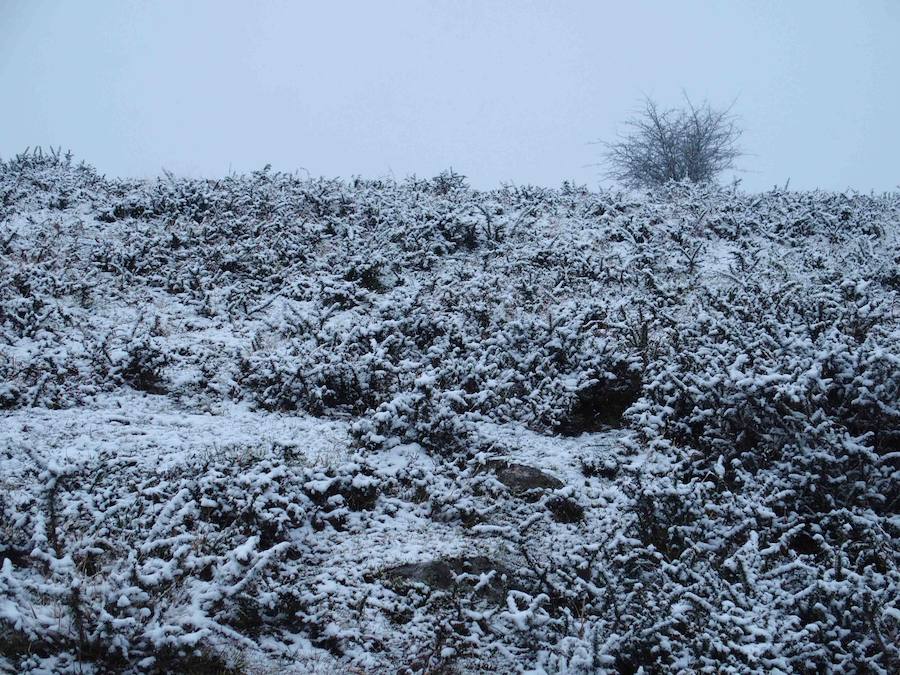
[1,149,898,673]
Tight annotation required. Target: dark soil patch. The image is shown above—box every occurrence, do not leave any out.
[556,378,641,436]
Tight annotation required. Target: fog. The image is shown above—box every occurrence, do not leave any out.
[2,0,897,191]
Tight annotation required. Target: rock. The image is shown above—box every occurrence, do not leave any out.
[491,462,564,501]
[385,559,455,589]
[381,556,515,599]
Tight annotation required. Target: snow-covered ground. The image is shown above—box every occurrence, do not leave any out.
[1,393,351,472]
[2,390,629,673]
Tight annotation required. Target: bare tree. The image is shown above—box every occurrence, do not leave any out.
[603,95,742,188]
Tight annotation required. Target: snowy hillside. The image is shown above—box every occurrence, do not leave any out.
[1,149,898,673]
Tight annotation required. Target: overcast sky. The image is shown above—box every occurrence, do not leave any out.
[1,1,898,191]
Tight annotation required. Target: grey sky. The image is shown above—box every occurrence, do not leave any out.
[2,0,898,191]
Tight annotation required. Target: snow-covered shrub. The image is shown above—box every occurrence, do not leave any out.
[0,444,388,672]
[2,150,899,672]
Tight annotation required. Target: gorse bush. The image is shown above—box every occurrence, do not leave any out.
[1,149,898,672]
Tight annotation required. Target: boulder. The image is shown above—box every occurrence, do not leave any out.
[381,556,515,600]
[491,462,564,501]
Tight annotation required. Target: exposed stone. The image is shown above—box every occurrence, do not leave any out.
[491,462,564,501]
[381,556,516,599]
[387,559,454,588]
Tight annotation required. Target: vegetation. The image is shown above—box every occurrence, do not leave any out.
[603,96,742,188]
[1,149,898,673]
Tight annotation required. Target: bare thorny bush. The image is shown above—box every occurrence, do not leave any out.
[603,95,742,189]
